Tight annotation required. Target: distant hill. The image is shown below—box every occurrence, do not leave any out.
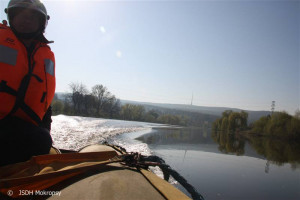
[54,93,270,124]
[55,92,69,100]
[120,99,270,124]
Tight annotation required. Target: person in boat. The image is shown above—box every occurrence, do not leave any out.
[0,0,55,166]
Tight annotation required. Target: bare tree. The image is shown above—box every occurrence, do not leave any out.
[83,94,97,116]
[69,82,89,114]
[92,84,110,116]
[103,95,121,118]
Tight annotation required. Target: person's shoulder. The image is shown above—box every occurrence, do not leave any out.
[40,34,54,45]
[38,40,53,50]
[38,42,55,57]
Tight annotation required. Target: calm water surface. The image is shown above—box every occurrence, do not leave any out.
[134,127,300,200]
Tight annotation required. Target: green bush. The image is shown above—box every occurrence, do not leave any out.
[251,111,300,138]
[212,110,249,132]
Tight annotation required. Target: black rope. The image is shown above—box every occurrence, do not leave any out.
[140,155,205,200]
[103,142,204,200]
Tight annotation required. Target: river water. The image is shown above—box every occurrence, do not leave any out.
[111,127,300,200]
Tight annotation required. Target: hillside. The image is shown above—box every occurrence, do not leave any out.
[54,93,270,124]
[120,100,270,124]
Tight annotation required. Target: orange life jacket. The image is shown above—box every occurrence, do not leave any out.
[0,22,55,126]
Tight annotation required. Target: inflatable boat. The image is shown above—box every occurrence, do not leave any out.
[0,144,203,199]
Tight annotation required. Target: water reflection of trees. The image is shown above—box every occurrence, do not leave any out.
[211,131,245,156]
[211,130,300,168]
[247,136,300,169]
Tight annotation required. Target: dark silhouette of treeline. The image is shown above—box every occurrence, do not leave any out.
[51,82,217,127]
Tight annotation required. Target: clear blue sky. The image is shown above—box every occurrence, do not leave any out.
[1,0,299,114]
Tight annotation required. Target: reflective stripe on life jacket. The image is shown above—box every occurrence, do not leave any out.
[0,22,55,125]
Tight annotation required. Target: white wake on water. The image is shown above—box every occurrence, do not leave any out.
[51,115,176,183]
[51,115,154,151]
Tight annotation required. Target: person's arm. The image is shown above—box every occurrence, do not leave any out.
[40,106,52,131]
